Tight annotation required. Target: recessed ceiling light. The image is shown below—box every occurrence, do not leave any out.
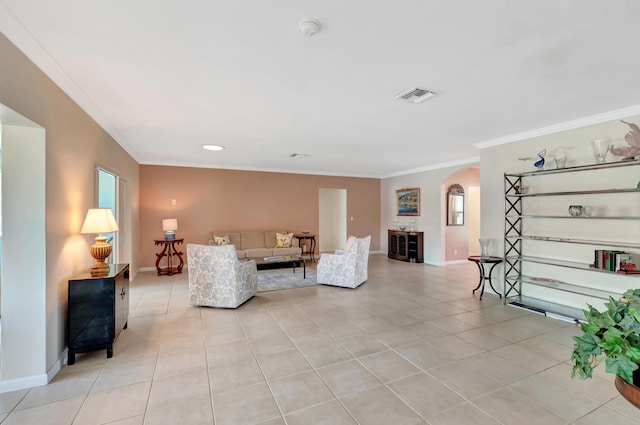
[202,144,225,151]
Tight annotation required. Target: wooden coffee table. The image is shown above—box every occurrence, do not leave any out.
[253,256,306,279]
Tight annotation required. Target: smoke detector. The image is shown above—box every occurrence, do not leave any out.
[395,87,438,104]
[299,19,321,37]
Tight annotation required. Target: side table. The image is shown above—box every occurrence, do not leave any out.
[468,256,503,300]
[294,234,316,263]
[154,238,185,276]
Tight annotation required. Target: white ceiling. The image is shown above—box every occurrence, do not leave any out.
[2,1,640,177]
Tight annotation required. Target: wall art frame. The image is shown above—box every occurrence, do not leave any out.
[396,188,420,216]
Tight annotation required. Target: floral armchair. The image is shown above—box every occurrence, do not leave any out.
[317,235,371,288]
[187,243,258,308]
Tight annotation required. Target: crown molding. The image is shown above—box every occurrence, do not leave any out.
[473,105,640,150]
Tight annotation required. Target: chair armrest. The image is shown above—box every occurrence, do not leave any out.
[319,250,356,267]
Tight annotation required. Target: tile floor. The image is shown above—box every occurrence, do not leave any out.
[1,254,640,424]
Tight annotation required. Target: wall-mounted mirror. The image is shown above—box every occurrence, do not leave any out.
[447,184,464,226]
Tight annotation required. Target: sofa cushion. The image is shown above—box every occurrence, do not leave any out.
[241,232,266,249]
[274,247,302,256]
[211,232,241,248]
[245,248,272,258]
[264,231,283,248]
[275,232,293,248]
[345,235,357,252]
[213,234,230,246]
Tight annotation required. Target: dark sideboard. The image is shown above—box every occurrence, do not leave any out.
[388,230,424,263]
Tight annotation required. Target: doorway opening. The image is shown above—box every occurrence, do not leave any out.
[318,189,347,253]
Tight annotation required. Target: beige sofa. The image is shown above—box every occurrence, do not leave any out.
[209,231,301,259]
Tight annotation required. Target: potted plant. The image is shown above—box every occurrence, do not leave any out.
[572,288,640,408]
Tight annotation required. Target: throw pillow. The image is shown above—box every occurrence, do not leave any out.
[344,235,357,252]
[214,235,230,246]
[275,232,293,248]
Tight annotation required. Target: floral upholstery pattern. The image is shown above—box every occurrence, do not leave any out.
[317,235,371,288]
[187,244,257,308]
[275,232,293,248]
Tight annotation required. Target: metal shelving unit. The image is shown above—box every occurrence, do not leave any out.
[503,159,640,322]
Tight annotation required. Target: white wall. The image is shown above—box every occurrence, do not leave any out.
[0,34,140,392]
[467,186,481,255]
[1,123,47,386]
[381,161,479,265]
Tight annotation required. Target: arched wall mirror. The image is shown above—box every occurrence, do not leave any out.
[447,184,464,226]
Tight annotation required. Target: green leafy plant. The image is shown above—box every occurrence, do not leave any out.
[572,288,640,384]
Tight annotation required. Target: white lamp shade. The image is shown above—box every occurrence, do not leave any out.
[162,219,178,232]
[80,208,119,234]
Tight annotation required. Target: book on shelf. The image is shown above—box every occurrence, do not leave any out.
[594,250,635,272]
[617,269,640,275]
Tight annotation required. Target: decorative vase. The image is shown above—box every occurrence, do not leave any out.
[534,149,546,170]
[591,138,611,163]
[479,239,491,257]
[615,369,640,409]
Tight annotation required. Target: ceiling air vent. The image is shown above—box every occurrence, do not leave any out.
[395,87,438,104]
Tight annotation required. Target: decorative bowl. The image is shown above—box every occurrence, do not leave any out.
[301,230,310,235]
[568,205,584,217]
[398,226,407,231]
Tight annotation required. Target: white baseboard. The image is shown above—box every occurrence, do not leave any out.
[47,349,66,381]
[0,372,48,394]
[139,266,156,272]
[0,348,70,393]
[446,259,469,265]
[424,261,446,267]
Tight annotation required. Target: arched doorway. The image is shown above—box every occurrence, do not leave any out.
[443,166,480,263]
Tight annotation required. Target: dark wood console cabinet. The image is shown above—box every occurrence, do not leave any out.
[67,263,129,365]
[388,230,424,263]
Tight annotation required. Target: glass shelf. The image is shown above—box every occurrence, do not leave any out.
[506,295,586,322]
[505,235,640,249]
[505,159,640,177]
[506,188,639,198]
[506,274,623,300]
[506,215,640,220]
[505,255,640,276]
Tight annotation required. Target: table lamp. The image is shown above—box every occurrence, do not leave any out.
[80,208,119,272]
[162,218,178,240]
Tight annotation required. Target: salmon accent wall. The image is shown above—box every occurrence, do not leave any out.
[139,165,381,268]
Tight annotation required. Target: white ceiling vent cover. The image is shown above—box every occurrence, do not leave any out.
[395,87,438,103]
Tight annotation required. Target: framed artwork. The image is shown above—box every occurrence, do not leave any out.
[396,188,420,216]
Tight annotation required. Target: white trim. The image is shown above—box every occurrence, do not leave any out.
[382,157,480,178]
[139,159,381,179]
[473,105,640,149]
[446,259,469,265]
[0,373,47,394]
[139,266,156,272]
[0,4,139,161]
[424,260,446,267]
[47,350,66,382]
